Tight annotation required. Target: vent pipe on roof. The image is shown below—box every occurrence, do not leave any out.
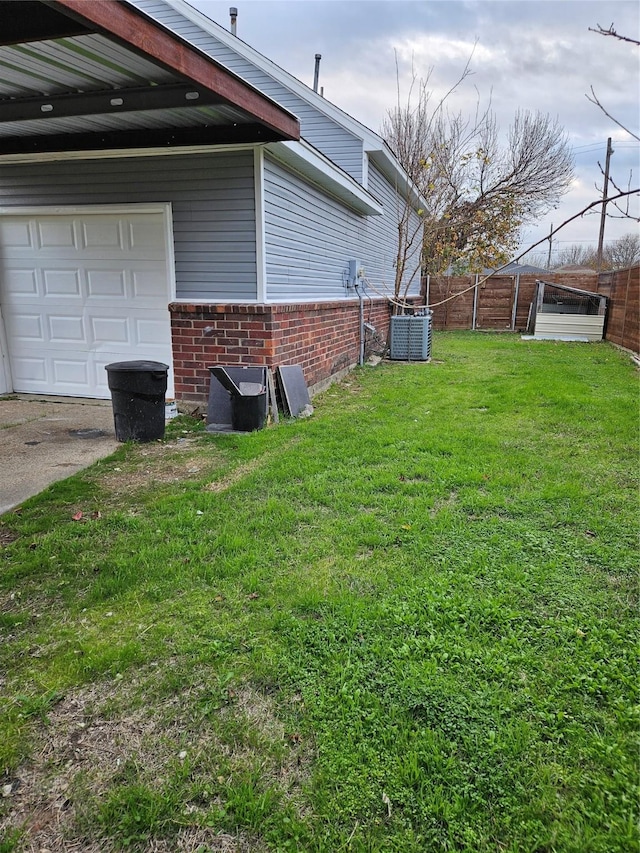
[313,53,321,93]
[229,7,238,35]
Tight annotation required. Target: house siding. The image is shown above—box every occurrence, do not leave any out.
[0,151,258,301]
[130,0,364,182]
[367,161,423,300]
[263,155,422,302]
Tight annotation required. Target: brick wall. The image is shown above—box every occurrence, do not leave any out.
[169,299,393,405]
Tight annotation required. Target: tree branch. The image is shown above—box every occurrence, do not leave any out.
[586,86,640,141]
[422,188,640,308]
[588,23,640,46]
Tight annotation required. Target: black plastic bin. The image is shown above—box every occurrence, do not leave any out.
[231,382,267,432]
[105,360,169,442]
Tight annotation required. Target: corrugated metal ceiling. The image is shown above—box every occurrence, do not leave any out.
[0,35,178,96]
[0,0,299,154]
[0,33,256,138]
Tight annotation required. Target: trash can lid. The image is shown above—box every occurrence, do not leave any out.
[105,361,169,372]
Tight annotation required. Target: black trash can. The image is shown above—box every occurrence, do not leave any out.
[105,361,169,442]
[230,382,267,432]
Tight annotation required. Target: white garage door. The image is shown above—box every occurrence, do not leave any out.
[0,209,174,399]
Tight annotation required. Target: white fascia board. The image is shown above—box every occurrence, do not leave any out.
[164,0,416,198]
[266,140,383,216]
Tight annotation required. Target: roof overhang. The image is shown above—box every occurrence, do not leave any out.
[0,0,299,157]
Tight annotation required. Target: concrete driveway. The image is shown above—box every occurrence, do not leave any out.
[0,396,119,516]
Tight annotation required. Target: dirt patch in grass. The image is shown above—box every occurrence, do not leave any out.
[144,829,266,851]
[430,489,458,517]
[1,675,307,851]
[0,528,19,547]
[204,459,264,494]
[1,684,153,851]
[220,685,311,803]
[203,437,302,494]
[100,438,225,497]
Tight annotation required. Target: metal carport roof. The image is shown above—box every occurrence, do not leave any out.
[0,0,300,156]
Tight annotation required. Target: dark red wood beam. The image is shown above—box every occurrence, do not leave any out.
[47,0,300,141]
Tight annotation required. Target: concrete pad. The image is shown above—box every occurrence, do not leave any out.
[0,396,119,516]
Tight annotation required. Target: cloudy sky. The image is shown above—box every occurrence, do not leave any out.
[189,0,639,263]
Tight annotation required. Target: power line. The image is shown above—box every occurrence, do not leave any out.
[570,143,638,154]
[572,143,604,152]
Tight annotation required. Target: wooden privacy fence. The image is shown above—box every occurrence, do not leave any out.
[426,266,639,353]
[598,266,639,354]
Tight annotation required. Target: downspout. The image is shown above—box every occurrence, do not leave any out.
[355,281,365,366]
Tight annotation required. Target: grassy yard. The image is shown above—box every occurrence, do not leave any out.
[0,333,638,853]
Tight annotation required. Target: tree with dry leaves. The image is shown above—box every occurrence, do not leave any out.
[383,73,574,289]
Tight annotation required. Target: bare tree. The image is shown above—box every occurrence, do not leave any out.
[381,58,477,304]
[383,78,574,281]
[604,232,640,268]
[586,24,639,141]
[531,233,639,271]
[551,243,598,269]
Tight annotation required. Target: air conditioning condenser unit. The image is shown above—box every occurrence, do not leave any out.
[389,313,432,361]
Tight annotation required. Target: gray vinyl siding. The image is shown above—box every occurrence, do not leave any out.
[263,156,422,301]
[368,162,423,299]
[131,0,364,182]
[0,152,257,301]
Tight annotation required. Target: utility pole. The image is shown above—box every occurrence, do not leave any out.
[596,137,614,271]
[546,223,553,268]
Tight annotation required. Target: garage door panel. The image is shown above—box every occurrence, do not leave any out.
[128,218,166,250]
[43,269,82,296]
[4,269,39,296]
[52,358,89,387]
[92,360,112,398]
[36,219,79,249]
[48,314,86,343]
[11,356,47,385]
[0,210,173,399]
[132,269,166,299]
[80,218,124,250]
[86,269,126,298]
[90,316,130,346]
[135,317,169,346]
[10,312,44,341]
[2,220,32,247]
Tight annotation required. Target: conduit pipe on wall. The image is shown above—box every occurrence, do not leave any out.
[355,281,365,366]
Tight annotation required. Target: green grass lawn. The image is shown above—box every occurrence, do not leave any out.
[0,333,638,853]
